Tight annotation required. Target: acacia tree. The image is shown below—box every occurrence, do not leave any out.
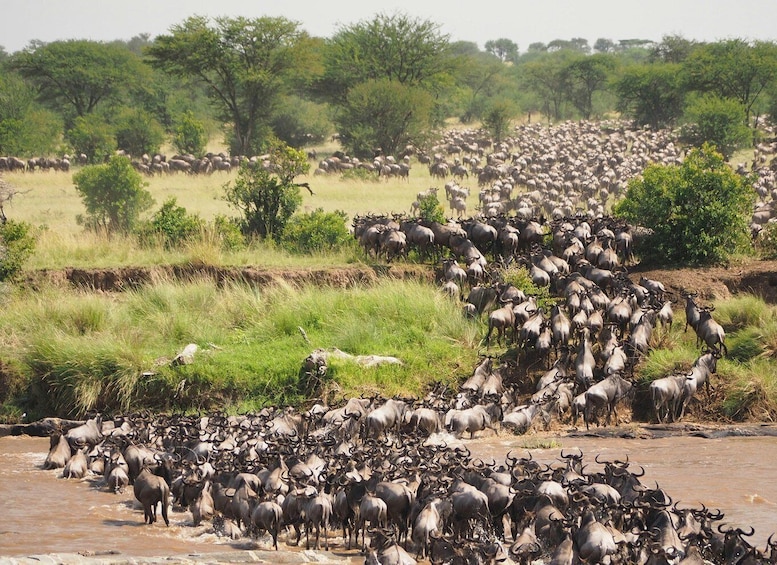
[146,16,313,156]
[10,40,147,119]
[614,143,755,266]
[484,38,519,63]
[564,53,616,119]
[320,12,450,155]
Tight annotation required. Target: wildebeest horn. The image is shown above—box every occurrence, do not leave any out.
[738,526,755,537]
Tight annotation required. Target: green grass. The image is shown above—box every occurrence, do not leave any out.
[635,294,777,421]
[0,277,481,419]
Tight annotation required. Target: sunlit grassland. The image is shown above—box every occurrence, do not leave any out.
[2,158,450,269]
[0,277,481,419]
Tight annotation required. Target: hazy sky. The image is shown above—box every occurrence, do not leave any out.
[2,0,776,54]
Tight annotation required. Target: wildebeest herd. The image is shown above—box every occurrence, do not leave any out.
[22,118,777,562]
[39,396,776,564]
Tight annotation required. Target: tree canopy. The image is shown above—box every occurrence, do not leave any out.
[10,40,147,119]
[146,15,313,156]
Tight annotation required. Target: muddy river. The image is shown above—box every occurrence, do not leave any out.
[1,431,776,561]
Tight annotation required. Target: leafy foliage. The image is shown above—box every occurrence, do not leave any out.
[417,193,446,224]
[136,197,204,249]
[335,79,434,158]
[281,208,350,253]
[320,12,451,100]
[114,107,165,157]
[223,142,309,240]
[172,111,207,156]
[0,72,61,156]
[270,95,332,148]
[65,114,116,164]
[681,95,752,159]
[614,63,685,129]
[73,155,154,233]
[481,97,519,142]
[10,39,148,119]
[0,220,36,281]
[614,144,755,265]
[146,15,312,156]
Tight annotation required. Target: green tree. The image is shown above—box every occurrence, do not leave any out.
[65,114,116,164]
[682,95,752,159]
[281,208,350,253]
[485,38,519,63]
[614,143,755,266]
[10,40,147,119]
[72,155,154,233]
[172,111,207,156]
[481,97,519,142]
[223,142,310,240]
[564,53,616,119]
[683,39,777,126]
[614,63,685,129]
[146,16,312,156]
[335,79,434,158]
[270,95,332,148]
[649,34,700,63]
[522,51,575,121]
[0,72,61,156]
[114,107,165,157]
[319,12,451,102]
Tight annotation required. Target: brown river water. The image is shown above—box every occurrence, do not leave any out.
[1,432,776,561]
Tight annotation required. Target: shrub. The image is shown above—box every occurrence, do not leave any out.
[417,193,446,224]
[223,141,309,241]
[282,208,351,253]
[614,143,755,266]
[136,197,204,249]
[681,95,751,159]
[211,215,246,251]
[0,220,36,281]
[73,155,154,233]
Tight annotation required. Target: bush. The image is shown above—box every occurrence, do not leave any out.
[66,114,116,164]
[114,107,165,157]
[282,208,351,253]
[614,143,755,266]
[73,155,154,233]
[211,215,246,251]
[136,197,204,249]
[223,142,309,241]
[271,96,332,148]
[0,220,36,281]
[172,111,207,156]
[417,193,446,224]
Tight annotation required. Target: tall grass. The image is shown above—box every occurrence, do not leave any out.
[0,277,480,419]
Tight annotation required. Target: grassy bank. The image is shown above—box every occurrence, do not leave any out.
[635,295,777,422]
[0,277,480,420]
